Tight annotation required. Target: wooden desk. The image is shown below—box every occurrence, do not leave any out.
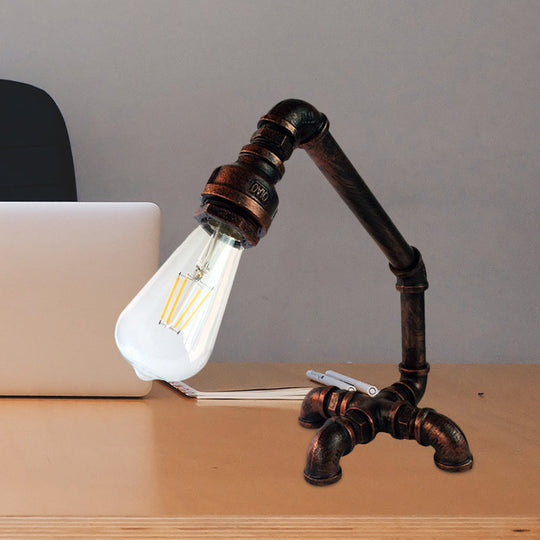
[1,363,538,538]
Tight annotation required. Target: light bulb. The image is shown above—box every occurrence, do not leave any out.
[115,222,243,381]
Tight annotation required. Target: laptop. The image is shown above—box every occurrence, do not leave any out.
[0,202,159,396]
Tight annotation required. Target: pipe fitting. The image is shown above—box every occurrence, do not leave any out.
[258,99,327,146]
[412,408,473,472]
[303,416,356,486]
[300,383,472,483]
[398,363,430,405]
[195,100,327,248]
[195,160,280,248]
[389,247,429,292]
[298,386,337,429]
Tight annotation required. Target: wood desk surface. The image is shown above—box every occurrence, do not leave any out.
[1,363,538,538]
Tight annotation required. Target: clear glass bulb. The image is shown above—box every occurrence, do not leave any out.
[115,223,243,382]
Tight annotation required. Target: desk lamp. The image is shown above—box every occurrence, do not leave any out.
[116,99,473,485]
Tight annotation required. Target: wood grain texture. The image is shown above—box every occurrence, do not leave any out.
[0,363,538,536]
[0,517,538,539]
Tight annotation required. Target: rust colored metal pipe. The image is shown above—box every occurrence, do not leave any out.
[300,128,416,270]
[303,416,357,486]
[195,99,473,485]
[299,387,473,484]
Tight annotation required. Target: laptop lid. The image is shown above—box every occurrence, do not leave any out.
[0,202,159,396]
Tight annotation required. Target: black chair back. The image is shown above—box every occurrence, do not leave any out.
[0,79,77,201]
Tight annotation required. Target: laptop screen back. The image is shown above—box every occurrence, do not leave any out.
[0,202,159,396]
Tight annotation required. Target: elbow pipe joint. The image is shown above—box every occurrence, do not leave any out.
[257,98,328,146]
[303,416,357,486]
[389,247,428,292]
[393,406,473,472]
[397,363,430,405]
[414,408,474,472]
[298,386,338,429]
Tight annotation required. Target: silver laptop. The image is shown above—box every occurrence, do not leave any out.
[0,202,159,396]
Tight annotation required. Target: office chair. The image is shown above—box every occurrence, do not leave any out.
[0,79,77,201]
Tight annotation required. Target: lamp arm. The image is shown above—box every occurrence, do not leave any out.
[299,124,416,270]
[294,102,430,397]
[196,99,428,397]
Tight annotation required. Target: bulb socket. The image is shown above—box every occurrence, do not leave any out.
[195,161,280,248]
[194,99,327,248]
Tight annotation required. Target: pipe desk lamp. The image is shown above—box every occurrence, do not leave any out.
[116,99,473,485]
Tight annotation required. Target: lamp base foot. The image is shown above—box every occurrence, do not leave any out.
[304,468,342,486]
[299,383,473,485]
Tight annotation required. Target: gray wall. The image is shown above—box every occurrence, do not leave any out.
[1,0,538,364]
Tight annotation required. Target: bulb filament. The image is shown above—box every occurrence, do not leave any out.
[159,272,213,334]
[158,225,234,335]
